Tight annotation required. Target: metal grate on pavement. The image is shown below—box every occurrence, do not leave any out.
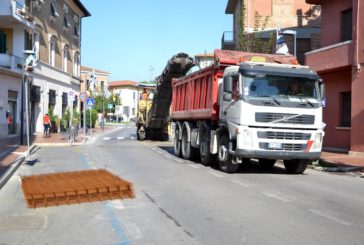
[21,169,135,208]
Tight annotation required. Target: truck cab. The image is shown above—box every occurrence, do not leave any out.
[218,62,325,173]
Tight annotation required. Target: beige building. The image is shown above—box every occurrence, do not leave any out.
[222,0,321,63]
[28,0,90,134]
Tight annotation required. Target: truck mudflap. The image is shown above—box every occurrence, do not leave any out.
[232,149,321,160]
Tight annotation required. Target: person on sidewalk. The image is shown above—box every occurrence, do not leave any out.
[43,114,51,135]
[6,111,12,134]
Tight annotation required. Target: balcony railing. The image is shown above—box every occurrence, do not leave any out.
[11,0,34,28]
[0,53,23,72]
[221,31,236,50]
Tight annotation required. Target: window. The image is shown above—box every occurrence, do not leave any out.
[33,32,39,57]
[74,24,80,37]
[340,92,351,127]
[0,31,6,53]
[232,76,239,100]
[49,40,55,66]
[101,81,105,94]
[342,9,352,41]
[73,52,80,76]
[50,1,59,18]
[49,89,56,105]
[63,16,71,29]
[63,45,69,72]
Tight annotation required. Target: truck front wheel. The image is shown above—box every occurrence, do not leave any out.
[218,134,239,173]
[284,159,308,174]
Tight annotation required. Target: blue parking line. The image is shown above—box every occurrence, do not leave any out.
[104,202,130,245]
[80,153,130,245]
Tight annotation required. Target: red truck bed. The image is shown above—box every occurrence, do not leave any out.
[170,49,297,122]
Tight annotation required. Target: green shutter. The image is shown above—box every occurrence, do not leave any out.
[0,32,6,53]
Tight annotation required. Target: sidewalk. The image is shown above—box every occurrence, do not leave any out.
[0,126,115,189]
[315,152,364,174]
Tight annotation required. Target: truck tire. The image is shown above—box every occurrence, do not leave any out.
[137,125,146,141]
[181,127,196,160]
[218,134,239,173]
[199,123,214,166]
[259,159,276,169]
[284,159,308,174]
[174,126,182,157]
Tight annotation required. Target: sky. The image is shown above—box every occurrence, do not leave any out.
[81,0,232,82]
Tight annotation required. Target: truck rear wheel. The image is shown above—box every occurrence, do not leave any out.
[199,124,214,166]
[181,127,196,160]
[218,134,239,173]
[174,126,182,157]
[137,125,146,141]
[259,159,276,169]
[284,159,308,174]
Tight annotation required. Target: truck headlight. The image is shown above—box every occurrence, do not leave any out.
[241,129,253,147]
[313,133,323,150]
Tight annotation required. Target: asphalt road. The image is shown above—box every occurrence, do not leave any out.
[0,125,363,245]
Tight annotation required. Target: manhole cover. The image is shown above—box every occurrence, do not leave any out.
[21,169,135,208]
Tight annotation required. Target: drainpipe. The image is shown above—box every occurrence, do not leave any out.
[354,0,361,72]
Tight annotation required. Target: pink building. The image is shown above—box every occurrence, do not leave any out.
[305,0,364,155]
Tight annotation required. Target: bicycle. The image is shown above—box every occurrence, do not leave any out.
[67,126,78,144]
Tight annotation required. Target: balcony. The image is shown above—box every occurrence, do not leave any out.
[305,41,353,72]
[0,53,23,73]
[0,0,34,29]
[221,31,236,50]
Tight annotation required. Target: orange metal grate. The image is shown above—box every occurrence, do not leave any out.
[21,169,135,208]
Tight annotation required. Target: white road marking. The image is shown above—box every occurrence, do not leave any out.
[130,136,135,140]
[103,137,112,141]
[108,200,125,210]
[230,179,251,187]
[188,164,200,169]
[157,151,164,155]
[117,137,125,140]
[309,209,352,226]
[174,158,184,163]
[151,147,157,151]
[163,154,173,159]
[125,223,143,240]
[262,192,291,203]
[208,171,224,178]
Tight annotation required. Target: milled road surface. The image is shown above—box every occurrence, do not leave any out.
[0,125,363,245]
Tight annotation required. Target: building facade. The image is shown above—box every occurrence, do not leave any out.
[80,66,111,96]
[305,0,364,155]
[0,0,35,138]
[108,80,155,121]
[29,0,90,134]
[222,0,321,63]
[0,0,90,139]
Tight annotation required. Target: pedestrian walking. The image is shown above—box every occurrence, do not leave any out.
[43,113,51,135]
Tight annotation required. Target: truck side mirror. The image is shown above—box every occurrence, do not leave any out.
[223,76,233,93]
[223,93,232,101]
[319,79,325,99]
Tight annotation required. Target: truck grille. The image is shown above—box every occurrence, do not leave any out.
[257,131,311,140]
[255,113,315,125]
[259,143,307,151]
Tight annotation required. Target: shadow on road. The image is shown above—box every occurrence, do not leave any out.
[157,145,287,175]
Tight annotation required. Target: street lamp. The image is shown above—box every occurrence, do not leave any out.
[282,30,297,57]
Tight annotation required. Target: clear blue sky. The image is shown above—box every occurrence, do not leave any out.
[81,0,232,82]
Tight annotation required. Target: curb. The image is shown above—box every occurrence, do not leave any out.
[0,144,36,190]
[311,158,364,173]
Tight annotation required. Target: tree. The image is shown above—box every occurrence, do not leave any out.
[237,0,273,53]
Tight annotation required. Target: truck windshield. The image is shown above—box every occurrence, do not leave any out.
[242,74,319,101]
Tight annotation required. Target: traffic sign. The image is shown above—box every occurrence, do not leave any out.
[108,104,113,109]
[86,98,95,107]
[80,92,88,102]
